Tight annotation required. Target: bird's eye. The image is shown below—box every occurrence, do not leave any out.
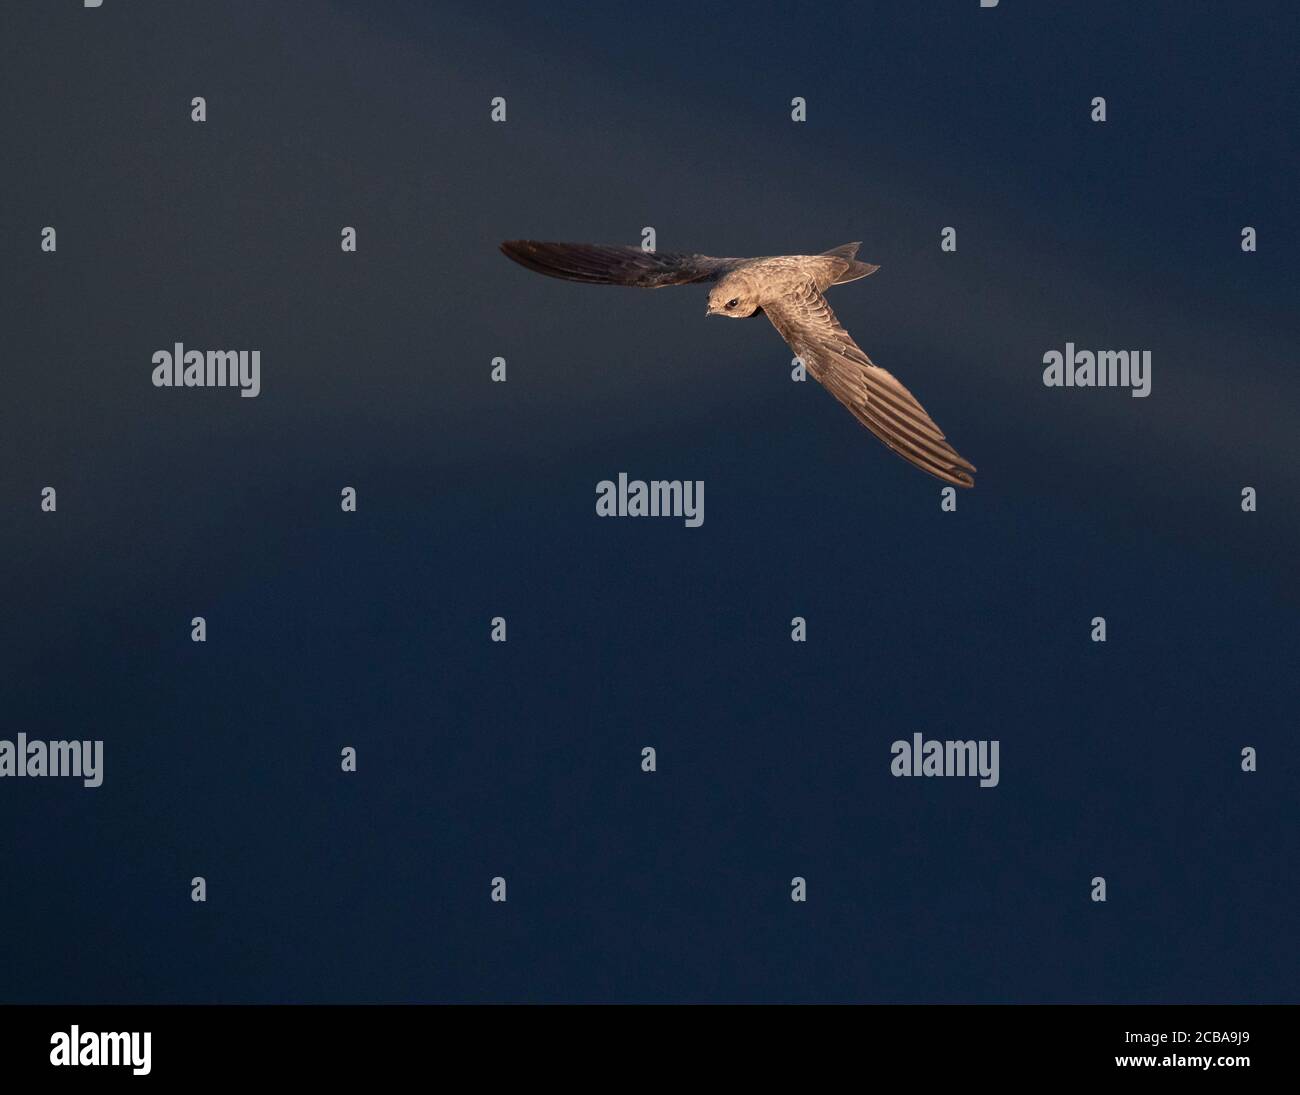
[726,299,738,309]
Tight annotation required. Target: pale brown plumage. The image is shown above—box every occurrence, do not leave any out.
[499,239,976,487]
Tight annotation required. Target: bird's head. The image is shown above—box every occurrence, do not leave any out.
[706,276,759,318]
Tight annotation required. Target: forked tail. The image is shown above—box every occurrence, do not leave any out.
[821,242,880,284]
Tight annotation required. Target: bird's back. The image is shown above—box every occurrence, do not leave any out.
[739,253,878,295]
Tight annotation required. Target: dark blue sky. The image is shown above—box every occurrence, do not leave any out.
[1,0,1296,1002]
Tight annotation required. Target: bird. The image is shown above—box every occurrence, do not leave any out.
[499,240,976,487]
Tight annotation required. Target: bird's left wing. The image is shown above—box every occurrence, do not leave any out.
[500,240,744,288]
[763,282,977,487]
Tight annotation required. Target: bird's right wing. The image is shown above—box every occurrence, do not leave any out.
[763,282,977,487]
[500,240,744,288]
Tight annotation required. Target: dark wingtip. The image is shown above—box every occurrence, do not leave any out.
[499,239,571,279]
[496,239,641,285]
